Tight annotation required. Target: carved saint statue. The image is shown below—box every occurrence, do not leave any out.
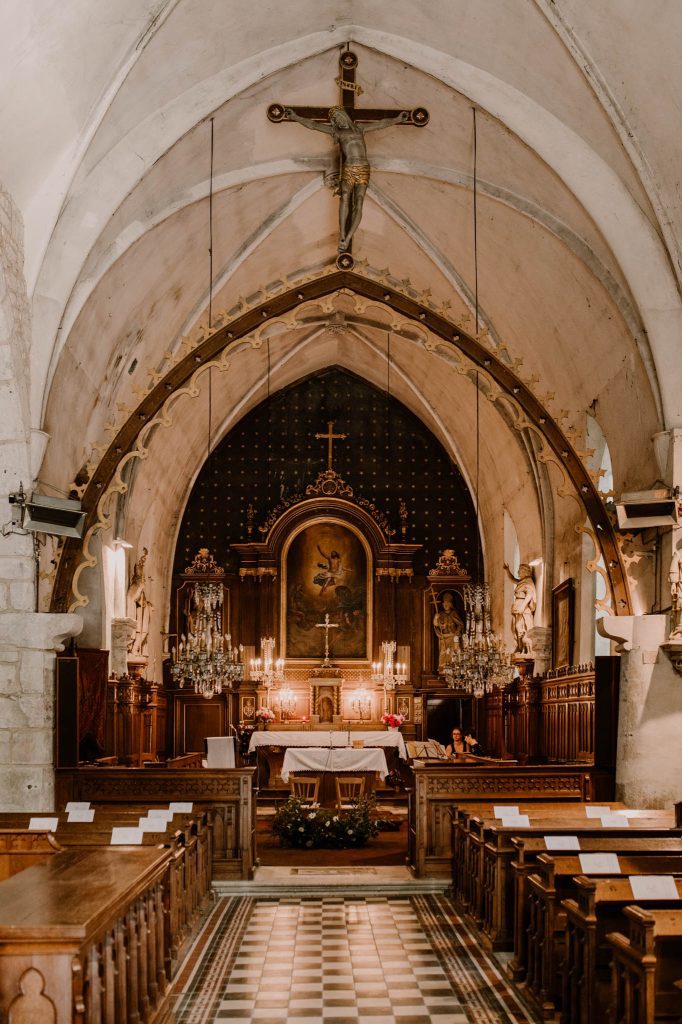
[433,590,465,672]
[126,548,152,658]
[504,563,537,656]
[283,105,409,252]
[669,544,682,640]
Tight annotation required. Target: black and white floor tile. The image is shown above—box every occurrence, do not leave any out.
[173,894,537,1024]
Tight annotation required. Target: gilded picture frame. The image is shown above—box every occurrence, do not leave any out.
[281,516,372,661]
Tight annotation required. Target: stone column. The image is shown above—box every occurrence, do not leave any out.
[601,613,682,808]
[0,611,82,811]
[110,616,137,678]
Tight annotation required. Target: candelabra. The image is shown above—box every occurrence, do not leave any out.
[371,640,408,711]
[443,583,514,697]
[250,637,285,691]
[275,686,296,721]
[351,687,372,721]
[170,582,243,698]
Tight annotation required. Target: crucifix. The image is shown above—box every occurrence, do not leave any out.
[315,419,347,473]
[268,49,429,267]
[315,612,339,667]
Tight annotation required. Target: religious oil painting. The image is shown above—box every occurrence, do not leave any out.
[284,520,369,660]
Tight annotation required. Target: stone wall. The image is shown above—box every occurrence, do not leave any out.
[0,182,81,811]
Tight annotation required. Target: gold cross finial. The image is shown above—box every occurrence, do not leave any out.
[315,420,347,472]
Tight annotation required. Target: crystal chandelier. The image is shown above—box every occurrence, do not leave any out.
[170,581,244,698]
[443,583,514,697]
[250,637,285,691]
[371,640,408,709]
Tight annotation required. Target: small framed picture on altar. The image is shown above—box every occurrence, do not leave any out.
[552,578,574,669]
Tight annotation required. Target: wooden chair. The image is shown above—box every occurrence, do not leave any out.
[289,775,320,804]
[335,776,365,811]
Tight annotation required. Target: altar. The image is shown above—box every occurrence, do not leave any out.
[248,729,407,759]
[249,728,405,790]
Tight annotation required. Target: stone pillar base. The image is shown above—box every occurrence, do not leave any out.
[610,614,682,808]
[0,612,82,812]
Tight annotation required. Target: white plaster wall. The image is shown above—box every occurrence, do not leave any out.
[615,614,682,808]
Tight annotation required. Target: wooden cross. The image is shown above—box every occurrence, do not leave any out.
[315,419,347,472]
[268,49,429,129]
[268,50,429,267]
[315,612,339,666]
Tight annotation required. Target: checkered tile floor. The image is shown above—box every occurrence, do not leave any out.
[173,895,538,1024]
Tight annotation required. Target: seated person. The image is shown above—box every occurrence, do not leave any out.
[445,726,484,758]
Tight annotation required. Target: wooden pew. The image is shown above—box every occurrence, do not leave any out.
[0,847,172,1024]
[562,874,682,1024]
[526,856,682,1020]
[475,811,675,950]
[56,766,257,880]
[0,807,213,965]
[510,835,682,982]
[451,801,611,910]
[408,762,597,877]
[453,803,674,937]
[166,752,203,768]
[0,829,61,880]
[608,906,682,1024]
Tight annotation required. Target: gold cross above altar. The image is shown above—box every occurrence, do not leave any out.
[315,420,347,472]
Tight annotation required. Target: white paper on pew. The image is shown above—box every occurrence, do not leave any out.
[544,835,580,851]
[585,806,611,817]
[169,802,193,813]
[494,805,519,818]
[147,809,174,821]
[111,827,143,845]
[65,801,91,812]
[67,808,95,822]
[578,853,620,873]
[500,814,530,827]
[28,817,58,832]
[138,817,169,833]
[601,814,629,827]
[629,875,680,900]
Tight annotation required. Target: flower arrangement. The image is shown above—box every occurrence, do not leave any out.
[255,707,275,723]
[272,796,379,849]
[381,712,405,729]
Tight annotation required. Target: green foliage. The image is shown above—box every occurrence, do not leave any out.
[272,795,380,848]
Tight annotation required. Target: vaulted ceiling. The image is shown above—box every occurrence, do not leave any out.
[2,1,680,627]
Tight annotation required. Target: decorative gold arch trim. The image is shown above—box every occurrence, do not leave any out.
[51,268,632,616]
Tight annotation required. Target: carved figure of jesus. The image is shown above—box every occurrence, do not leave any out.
[284,105,409,252]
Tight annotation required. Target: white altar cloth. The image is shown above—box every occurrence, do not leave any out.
[248,729,407,759]
[280,747,389,783]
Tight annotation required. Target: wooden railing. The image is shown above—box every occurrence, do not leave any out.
[540,664,595,761]
[0,848,173,1023]
[407,762,595,877]
[483,656,619,767]
[55,766,257,879]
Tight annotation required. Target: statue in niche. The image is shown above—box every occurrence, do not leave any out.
[319,695,334,723]
[668,544,682,640]
[283,105,409,252]
[504,562,537,656]
[127,547,153,658]
[433,590,465,672]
